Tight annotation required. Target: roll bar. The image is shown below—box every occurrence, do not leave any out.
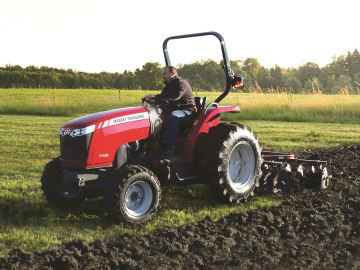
[162,31,241,104]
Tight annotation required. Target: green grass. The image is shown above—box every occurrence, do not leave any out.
[0,88,360,257]
[1,113,360,257]
[0,89,143,116]
[0,114,277,257]
[238,120,360,152]
[1,89,360,123]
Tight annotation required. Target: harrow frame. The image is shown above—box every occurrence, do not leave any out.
[260,150,330,193]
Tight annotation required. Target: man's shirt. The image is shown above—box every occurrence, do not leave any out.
[157,76,195,110]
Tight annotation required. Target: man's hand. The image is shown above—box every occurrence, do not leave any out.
[144,94,155,99]
[142,95,155,103]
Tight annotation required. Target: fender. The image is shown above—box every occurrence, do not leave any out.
[184,105,240,162]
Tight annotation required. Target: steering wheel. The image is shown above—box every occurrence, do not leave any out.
[142,95,155,104]
[142,95,170,106]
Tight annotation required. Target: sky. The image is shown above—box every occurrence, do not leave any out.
[0,0,359,73]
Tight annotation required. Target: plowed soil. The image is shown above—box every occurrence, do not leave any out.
[1,145,359,270]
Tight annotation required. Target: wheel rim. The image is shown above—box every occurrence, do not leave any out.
[228,141,256,192]
[125,180,153,218]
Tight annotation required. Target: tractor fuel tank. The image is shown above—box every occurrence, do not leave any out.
[60,106,151,169]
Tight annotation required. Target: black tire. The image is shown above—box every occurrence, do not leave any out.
[107,165,161,225]
[41,157,85,209]
[200,122,262,203]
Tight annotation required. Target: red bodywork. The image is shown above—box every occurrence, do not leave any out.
[61,104,240,169]
[184,105,240,162]
[61,106,150,169]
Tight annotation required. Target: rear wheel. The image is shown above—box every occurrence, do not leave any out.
[41,157,85,209]
[107,165,161,225]
[200,123,262,203]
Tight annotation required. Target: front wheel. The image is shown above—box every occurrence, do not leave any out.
[41,157,85,209]
[201,123,263,203]
[107,165,161,225]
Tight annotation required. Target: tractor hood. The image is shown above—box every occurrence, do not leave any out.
[63,106,149,129]
[60,106,151,169]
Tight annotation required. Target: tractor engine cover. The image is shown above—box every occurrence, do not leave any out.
[60,106,155,169]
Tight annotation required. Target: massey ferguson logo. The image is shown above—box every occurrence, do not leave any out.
[98,112,149,129]
[112,114,144,124]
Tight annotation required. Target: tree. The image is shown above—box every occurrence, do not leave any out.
[60,73,76,89]
[1,49,359,92]
[178,60,225,91]
[242,58,261,80]
[334,75,353,93]
[239,58,261,91]
[353,72,360,92]
[325,75,337,94]
[270,65,284,88]
[134,62,162,90]
[344,49,360,79]
[284,76,302,93]
[304,77,322,93]
[192,73,211,91]
[297,62,320,87]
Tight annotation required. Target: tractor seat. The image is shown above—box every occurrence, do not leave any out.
[178,97,207,137]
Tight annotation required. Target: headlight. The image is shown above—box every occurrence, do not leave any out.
[60,124,96,137]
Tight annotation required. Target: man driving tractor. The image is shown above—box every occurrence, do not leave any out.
[149,66,196,155]
[40,31,330,226]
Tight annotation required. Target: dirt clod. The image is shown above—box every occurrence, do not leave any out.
[1,145,360,269]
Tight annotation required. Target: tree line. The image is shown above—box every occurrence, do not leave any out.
[0,49,359,94]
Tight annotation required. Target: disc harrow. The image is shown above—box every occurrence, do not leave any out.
[259,151,331,195]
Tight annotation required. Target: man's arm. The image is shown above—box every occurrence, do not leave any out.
[156,80,187,101]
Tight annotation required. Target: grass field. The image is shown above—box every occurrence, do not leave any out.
[1,88,360,123]
[0,89,360,257]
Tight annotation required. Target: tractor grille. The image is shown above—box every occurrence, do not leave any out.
[60,133,92,161]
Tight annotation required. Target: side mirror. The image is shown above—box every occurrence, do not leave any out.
[232,76,244,90]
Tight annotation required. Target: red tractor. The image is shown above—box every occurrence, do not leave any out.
[41,32,330,225]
